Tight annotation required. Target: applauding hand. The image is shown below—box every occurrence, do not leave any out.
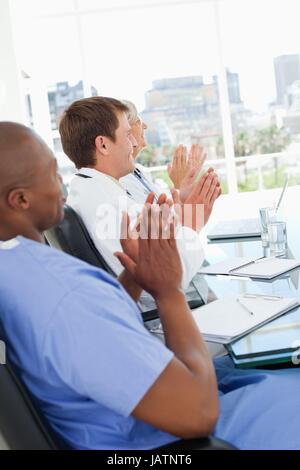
[115,202,182,300]
[168,144,206,189]
[172,169,221,233]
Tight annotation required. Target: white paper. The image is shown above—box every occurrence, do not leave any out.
[200,257,300,279]
[192,295,298,343]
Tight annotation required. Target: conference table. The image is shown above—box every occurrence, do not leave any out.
[195,213,300,364]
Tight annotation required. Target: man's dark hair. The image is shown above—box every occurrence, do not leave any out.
[59,96,129,169]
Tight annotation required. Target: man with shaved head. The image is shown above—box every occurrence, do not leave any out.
[0,122,65,241]
[1,123,300,450]
[0,122,220,449]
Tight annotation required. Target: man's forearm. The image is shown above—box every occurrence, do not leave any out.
[155,289,218,421]
[118,270,143,302]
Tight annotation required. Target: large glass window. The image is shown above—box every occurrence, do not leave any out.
[11,0,228,191]
[11,0,83,184]
[81,1,226,188]
[9,0,300,193]
[220,0,300,191]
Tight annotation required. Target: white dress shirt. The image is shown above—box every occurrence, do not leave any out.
[67,167,204,309]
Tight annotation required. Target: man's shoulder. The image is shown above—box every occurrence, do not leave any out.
[12,236,117,291]
[68,170,126,210]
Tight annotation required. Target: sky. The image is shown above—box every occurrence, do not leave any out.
[10,0,300,113]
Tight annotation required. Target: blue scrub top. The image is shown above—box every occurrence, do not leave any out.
[1,237,300,450]
[0,237,176,450]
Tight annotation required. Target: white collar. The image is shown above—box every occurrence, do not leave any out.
[0,238,20,250]
[78,167,102,179]
[79,168,132,197]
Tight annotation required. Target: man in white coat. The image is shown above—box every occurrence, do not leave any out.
[60,97,220,310]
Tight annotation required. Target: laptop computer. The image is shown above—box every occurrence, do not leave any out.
[207,175,289,241]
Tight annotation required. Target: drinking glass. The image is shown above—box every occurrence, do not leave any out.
[259,207,276,246]
[268,221,287,255]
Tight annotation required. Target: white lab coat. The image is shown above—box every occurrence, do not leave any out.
[67,168,204,307]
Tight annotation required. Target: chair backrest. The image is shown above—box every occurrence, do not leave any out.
[44,205,115,276]
[0,323,67,450]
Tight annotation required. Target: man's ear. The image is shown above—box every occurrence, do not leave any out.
[7,189,30,211]
[95,136,110,156]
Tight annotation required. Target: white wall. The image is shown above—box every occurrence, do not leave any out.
[0,0,26,123]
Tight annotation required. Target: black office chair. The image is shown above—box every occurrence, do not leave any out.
[44,205,205,323]
[44,205,115,277]
[0,322,64,450]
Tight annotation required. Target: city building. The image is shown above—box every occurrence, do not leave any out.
[274,54,300,105]
[48,80,98,131]
[141,70,243,155]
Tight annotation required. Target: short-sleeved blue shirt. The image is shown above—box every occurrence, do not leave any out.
[0,237,176,450]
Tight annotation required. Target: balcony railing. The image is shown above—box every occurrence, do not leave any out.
[142,151,300,193]
[56,149,300,194]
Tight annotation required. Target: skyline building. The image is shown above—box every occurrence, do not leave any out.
[274,54,300,105]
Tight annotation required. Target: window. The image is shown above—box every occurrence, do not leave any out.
[9,0,300,193]
[81,1,227,188]
[220,0,300,191]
